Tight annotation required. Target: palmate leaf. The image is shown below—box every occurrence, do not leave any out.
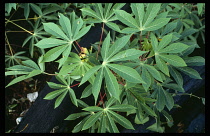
[44,88,66,100]
[5,58,43,87]
[54,91,68,108]
[65,112,90,120]
[175,66,202,79]
[144,64,163,82]
[42,44,68,62]
[72,115,91,133]
[82,111,103,130]
[108,104,136,112]
[107,64,145,83]
[92,68,104,104]
[159,55,187,67]
[115,3,170,32]
[35,38,68,49]
[106,35,131,60]
[104,66,120,101]
[81,3,125,32]
[108,110,134,130]
[108,49,147,62]
[159,43,189,53]
[82,106,103,112]
[114,10,139,28]
[98,114,107,133]
[155,55,169,76]
[130,3,144,28]
[106,112,119,133]
[36,13,91,65]
[47,82,66,89]
[43,22,69,41]
[144,18,170,31]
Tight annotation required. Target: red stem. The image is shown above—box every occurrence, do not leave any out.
[96,22,104,59]
[74,41,82,50]
[70,83,80,88]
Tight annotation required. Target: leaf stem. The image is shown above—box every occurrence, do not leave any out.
[174,93,201,99]
[5,18,34,35]
[96,22,105,59]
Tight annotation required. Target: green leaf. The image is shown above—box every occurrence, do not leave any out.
[25,69,42,78]
[98,114,107,133]
[155,55,169,76]
[160,55,187,67]
[65,112,90,120]
[143,3,161,27]
[101,32,111,60]
[180,28,198,39]
[129,89,145,103]
[147,119,165,133]
[184,56,205,66]
[115,10,139,28]
[109,104,136,112]
[107,35,131,59]
[176,67,202,79]
[161,22,177,36]
[92,68,104,104]
[80,8,102,21]
[95,3,104,19]
[80,65,101,85]
[168,65,183,86]
[159,43,189,53]
[58,13,72,38]
[81,84,92,98]
[144,65,162,82]
[83,106,103,112]
[162,89,174,110]
[54,91,68,108]
[108,64,145,83]
[144,18,170,31]
[150,32,158,51]
[72,115,91,133]
[140,103,157,117]
[5,71,29,76]
[73,25,91,40]
[69,88,78,107]
[104,3,113,19]
[141,67,151,91]
[35,38,68,49]
[121,27,139,34]
[42,45,68,62]
[44,88,66,100]
[23,4,30,19]
[106,112,119,133]
[157,34,173,50]
[22,60,40,70]
[47,82,66,89]
[58,63,78,76]
[106,97,117,108]
[197,3,204,15]
[5,75,27,88]
[82,111,103,130]
[108,110,134,130]
[43,23,69,41]
[104,66,120,101]
[130,3,144,28]
[58,45,72,69]
[30,3,42,15]
[106,22,121,32]
[156,86,165,112]
[108,49,147,62]
[7,65,34,72]
[55,75,68,86]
